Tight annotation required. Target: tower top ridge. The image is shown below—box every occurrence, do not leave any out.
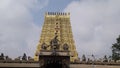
[45,12,70,16]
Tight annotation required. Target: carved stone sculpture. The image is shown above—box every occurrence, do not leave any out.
[41,43,47,50]
[63,43,69,50]
[50,35,59,50]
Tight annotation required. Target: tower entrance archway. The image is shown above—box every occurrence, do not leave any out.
[46,62,62,68]
[39,55,70,68]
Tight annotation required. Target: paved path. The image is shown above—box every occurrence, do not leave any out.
[0,63,120,68]
[70,64,120,68]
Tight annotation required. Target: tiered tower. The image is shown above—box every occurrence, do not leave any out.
[34,12,78,62]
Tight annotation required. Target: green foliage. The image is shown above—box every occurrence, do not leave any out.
[82,54,86,62]
[22,53,27,61]
[0,53,4,60]
[112,35,120,62]
[103,55,108,62]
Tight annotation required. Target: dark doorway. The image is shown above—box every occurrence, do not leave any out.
[45,62,62,68]
[39,55,70,68]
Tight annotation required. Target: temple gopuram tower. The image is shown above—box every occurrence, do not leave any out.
[34,12,79,62]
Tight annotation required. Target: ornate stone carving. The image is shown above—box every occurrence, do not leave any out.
[35,12,78,62]
[50,35,59,50]
[41,43,48,50]
[63,43,69,51]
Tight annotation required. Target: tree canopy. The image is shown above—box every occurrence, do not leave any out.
[82,54,86,62]
[112,35,120,62]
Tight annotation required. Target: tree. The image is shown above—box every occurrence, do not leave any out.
[82,54,86,62]
[87,58,91,62]
[5,56,8,60]
[112,35,120,62]
[22,53,27,61]
[108,56,112,62]
[0,53,4,60]
[103,55,108,62]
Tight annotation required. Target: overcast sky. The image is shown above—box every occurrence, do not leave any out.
[0,0,120,59]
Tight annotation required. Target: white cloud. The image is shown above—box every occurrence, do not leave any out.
[0,0,48,58]
[64,0,120,58]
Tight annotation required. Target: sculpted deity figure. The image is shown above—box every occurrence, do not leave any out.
[50,35,59,50]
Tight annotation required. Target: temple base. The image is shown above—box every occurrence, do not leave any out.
[39,50,70,68]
